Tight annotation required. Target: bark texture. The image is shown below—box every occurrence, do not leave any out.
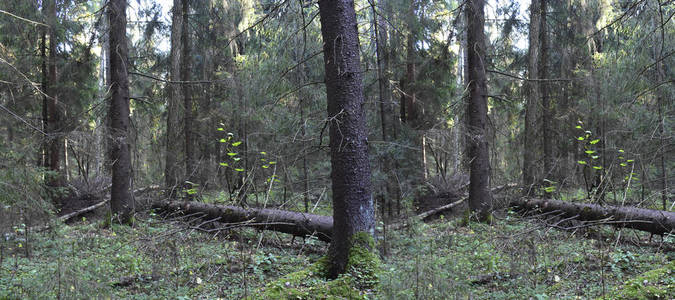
[511,198,675,235]
[108,0,134,223]
[46,0,62,186]
[318,0,375,277]
[153,200,333,242]
[465,0,491,219]
[165,0,185,191]
[523,0,541,195]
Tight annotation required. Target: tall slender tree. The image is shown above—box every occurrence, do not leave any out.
[108,0,133,223]
[523,0,541,195]
[165,0,185,193]
[318,0,375,277]
[465,0,491,220]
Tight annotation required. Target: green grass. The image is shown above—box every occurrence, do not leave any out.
[1,208,672,299]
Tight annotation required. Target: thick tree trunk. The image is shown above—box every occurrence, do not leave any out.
[465,0,491,219]
[523,0,541,196]
[40,27,48,168]
[108,0,134,223]
[165,0,185,192]
[153,200,333,242]
[511,198,675,235]
[318,0,374,278]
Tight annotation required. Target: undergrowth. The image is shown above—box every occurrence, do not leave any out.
[1,207,672,299]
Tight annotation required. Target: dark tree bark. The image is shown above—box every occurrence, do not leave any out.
[318,0,375,277]
[540,0,552,190]
[511,198,675,235]
[523,0,541,196]
[40,21,48,168]
[371,0,399,218]
[153,200,333,242]
[181,0,194,186]
[46,0,62,186]
[165,0,185,192]
[108,0,134,223]
[465,0,491,220]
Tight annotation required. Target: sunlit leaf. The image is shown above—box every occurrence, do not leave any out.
[585,150,595,154]
[262,165,269,169]
[219,162,228,167]
[593,166,602,170]
[227,152,238,156]
[620,163,627,167]
[577,160,587,165]
[590,139,600,145]
[217,128,224,131]
[575,125,582,129]
[232,141,242,147]
[235,168,244,172]
[577,136,585,141]
[269,161,276,165]
[618,149,624,153]
[626,159,634,163]
[219,139,226,143]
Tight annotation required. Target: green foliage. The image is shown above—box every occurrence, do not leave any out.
[253,232,379,299]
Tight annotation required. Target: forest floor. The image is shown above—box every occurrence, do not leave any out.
[0,197,673,299]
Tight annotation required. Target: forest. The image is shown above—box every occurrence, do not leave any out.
[0,0,673,298]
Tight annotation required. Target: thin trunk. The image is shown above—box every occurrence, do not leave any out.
[40,28,48,168]
[656,1,667,211]
[182,0,194,185]
[108,0,134,223]
[523,0,541,196]
[318,0,374,278]
[165,0,184,192]
[540,0,552,188]
[47,0,62,186]
[465,0,491,220]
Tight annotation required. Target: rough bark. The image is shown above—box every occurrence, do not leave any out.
[181,0,194,185]
[539,0,552,188]
[523,0,541,196]
[465,0,492,219]
[153,200,333,242]
[108,0,134,223]
[511,198,675,235]
[46,0,62,186]
[165,0,185,192]
[318,0,375,277]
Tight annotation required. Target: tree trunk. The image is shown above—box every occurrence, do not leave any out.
[465,0,491,220]
[540,0,552,190]
[181,0,194,187]
[511,198,675,235]
[153,200,333,242]
[523,0,541,196]
[108,0,134,223]
[40,25,48,168]
[318,0,374,278]
[47,0,62,187]
[165,0,185,192]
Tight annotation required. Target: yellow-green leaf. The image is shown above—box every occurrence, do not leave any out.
[232,141,242,147]
[590,139,600,145]
[578,160,587,165]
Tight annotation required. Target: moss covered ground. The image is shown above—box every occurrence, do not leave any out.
[1,207,672,299]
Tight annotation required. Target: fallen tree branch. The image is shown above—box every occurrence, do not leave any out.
[152,200,333,242]
[511,198,675,235]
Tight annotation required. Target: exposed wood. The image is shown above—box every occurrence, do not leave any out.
[152,200,333,242]
[511,198,675,235]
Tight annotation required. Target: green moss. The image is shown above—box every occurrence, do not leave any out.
[598,261,675,300]
[253,232,380,299]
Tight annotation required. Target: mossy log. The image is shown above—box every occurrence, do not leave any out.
[511,198,675,235]
[152,200,333,242]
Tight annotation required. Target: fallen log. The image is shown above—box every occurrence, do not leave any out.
[511,198,675,235]
[152,200,333,242]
